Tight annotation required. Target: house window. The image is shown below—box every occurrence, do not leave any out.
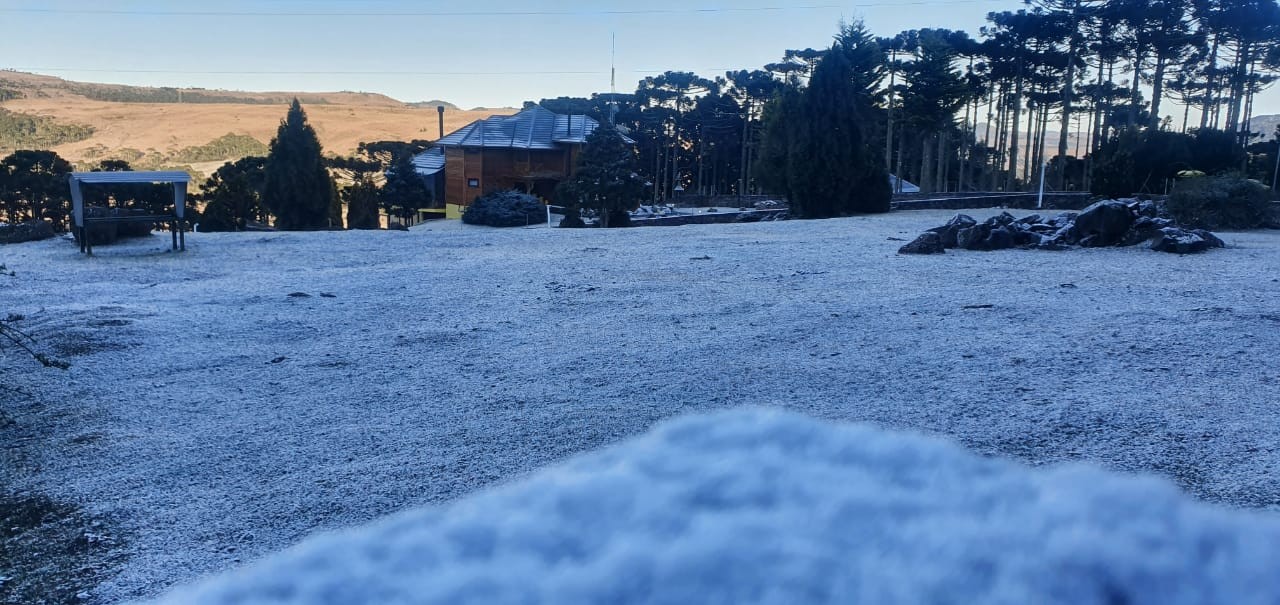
[468,178,480,188]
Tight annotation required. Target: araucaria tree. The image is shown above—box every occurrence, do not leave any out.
[758,32,892,218]
[263,99,335,229]
[557,124,645,228]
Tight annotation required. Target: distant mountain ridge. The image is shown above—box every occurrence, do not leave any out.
[0,69,424,107]
[0,70,513,182]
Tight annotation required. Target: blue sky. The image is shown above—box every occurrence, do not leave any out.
[2,0,1277,116]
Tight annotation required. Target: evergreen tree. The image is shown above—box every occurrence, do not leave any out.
[262,99,334,229]
[381,152,432,226]
[0,150,73,229]
[196,156,267,232]
[344,176,382,230]
[763,39,891,218]
[556,124,644,228]
[754,89,804,199]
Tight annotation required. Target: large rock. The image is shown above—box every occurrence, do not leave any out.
[1074,200,1134,247]
[956,223,992,250]
[898,232,946,255]
[1119,216,1174,247]
[1133,200,1161,218]
[928,214,977,248]
[984,226,1017,250]
[1150,228,1225,254]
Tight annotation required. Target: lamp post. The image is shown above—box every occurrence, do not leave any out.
[1037,160,1047,210]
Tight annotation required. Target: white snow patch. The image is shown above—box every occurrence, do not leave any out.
[2,210,1279,601]
[148,409,1280,605]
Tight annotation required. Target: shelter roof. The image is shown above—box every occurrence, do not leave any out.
[69,171,192,184]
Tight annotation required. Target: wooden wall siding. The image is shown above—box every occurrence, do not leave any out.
[444,148,468,207]
[445,145,584,207]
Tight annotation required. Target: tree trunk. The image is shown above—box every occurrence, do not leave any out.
[1058,1,1081,190]
[1128,45,1145,128]
[1007,75,1024,191]
[895,128,905,193]
[1150,55,1168,129]
[885,53,896,172]
[1200,33,1220,131]
[995,87,1010,191]
[1226,43,1250,136]
[1023,102,1035,189]
[938,131,949,193]
[921,135,933,194]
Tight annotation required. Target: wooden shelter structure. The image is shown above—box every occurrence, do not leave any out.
[68,171,191,255]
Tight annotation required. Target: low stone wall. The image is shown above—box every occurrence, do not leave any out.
[891,192,1093,211]
[668,194,778,208]
[631,208,788,227]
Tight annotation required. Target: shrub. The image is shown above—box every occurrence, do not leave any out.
[1167,174,1275,230]
[462,190,544,227]
[558,205,586,228]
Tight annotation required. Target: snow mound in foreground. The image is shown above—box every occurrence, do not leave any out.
[150,410,1280,605]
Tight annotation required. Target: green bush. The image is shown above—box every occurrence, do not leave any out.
[0,108,95,150]
[170,134,268,163]
[462,190,544,227]
[1167,174,1275,230]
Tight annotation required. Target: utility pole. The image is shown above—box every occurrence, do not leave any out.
[609,32,618,125]
[739,99,751,198]
[885,47,896,173]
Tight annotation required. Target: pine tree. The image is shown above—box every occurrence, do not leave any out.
[755,89,803,199]
[262,99,334,229]
[556,124,644,228]
[786,42,892,218]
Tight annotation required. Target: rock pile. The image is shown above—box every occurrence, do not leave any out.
[899,199,1226,255]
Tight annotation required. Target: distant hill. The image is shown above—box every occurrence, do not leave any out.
[1245,114,1279,142]
[407,100,460,111]
[0,70,513,182]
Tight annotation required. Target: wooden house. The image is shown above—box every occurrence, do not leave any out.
[413,105,623,219]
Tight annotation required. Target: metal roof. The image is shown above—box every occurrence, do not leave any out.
[412,106,634,177]
[435,105,612,150]
[69,171,192,184]
[411,147,445,176]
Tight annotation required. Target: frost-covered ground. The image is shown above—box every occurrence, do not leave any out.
[152,409,1280,605]
[2,209,1279,602]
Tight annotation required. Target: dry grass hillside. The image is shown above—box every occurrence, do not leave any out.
[0,70,510,181]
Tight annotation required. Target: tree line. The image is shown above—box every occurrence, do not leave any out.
[545,0,1280,200]
[5,1,1279,230]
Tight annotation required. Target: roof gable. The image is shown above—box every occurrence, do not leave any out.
[435,105,606,150]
